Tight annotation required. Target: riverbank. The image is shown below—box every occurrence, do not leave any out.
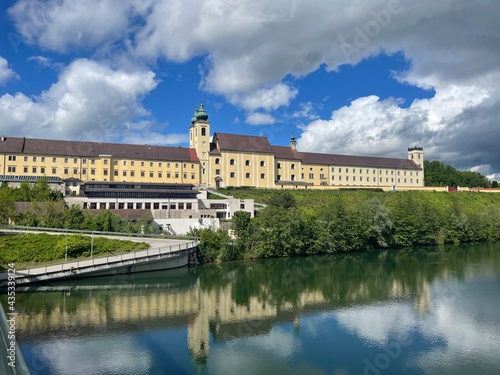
[195,189,500,262]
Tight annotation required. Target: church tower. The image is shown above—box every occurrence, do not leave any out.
[189,103,211,187]
[408,146,424,169]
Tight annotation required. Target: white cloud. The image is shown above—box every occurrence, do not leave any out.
[291,102,320,120]
[0,56,17,84]
[230,83,298,111]
[6,0,500,173]
[245,112,277,126]
[121,132,188,146]
[0,58,158,142]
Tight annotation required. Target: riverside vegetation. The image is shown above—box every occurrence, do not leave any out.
[193,189,500,263]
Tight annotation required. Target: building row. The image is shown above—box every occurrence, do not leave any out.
[0,104,424,190]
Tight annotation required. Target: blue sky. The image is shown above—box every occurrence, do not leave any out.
[0,0,499,180]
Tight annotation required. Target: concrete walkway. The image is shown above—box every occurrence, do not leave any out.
[0,228,198,285]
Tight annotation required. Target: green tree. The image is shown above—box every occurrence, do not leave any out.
[492,181,499,188]
[0,187,15,225]
[267,191,296,209]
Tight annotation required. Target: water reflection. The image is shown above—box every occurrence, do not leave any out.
[3,244,500,374]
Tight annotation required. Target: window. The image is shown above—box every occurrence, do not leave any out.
[82,169,87,175]
[353,176,356,181]
[114,170,119,176]
[360,177,363,182]
[246,160,251,166]
[126,203,133,209]
[32,167,37,173]
[53,157,57,163]
[123,171,127,177]
[245,172,251,178]
[201,127,206,136]
[183,163,187,168]
[183,173,187,179]
[32,156,37,162]
[331,176,335,180]
[8,155,16,161]
[215,158,220,165]
[74,158,77,164]
[52,168,56,174]
[215,169,220,175]
[103,159,108,165]
[141,171,145,177]
[136,203,142,209]
[149,172,154,178]
[118,203,124,209]
[320,174,325,179]
[191,164,194,169]
[91,159,95,165]
[277,175,281,181]
[240,203,245,209]
[230,172,235,178]
[276,163,281,169]
[187,203,193,210]
[309,173,314,179]
[64,168,68,174]
[123,161,127,166]
[178,203,184,210]
[90,169,96,175]
[291,164,295,169]
[145,203,151,209]
[141,161,144,167]
[175,163,179,168]
[346,176,349,181]
[380,178,382,182]
[131,161,134,166]
[73,168,78,174]
[153,203,159,209]
[301,173,304,179]
[23,167,28,173]
[158,162,162,167]
[175,173,179,178]
[130,171,135,177]
[114,160,118,166]
[359,169,362,174]
[291,175,295,181]
[191,174,195,179]
[230,159,235,165]
[260,173,265,179]
[103,169,108,176]
[339,168,342,173]
[346,168,349,173]
[64,158,68,163]
[158,172,162,178]
[82,159,87,164]
[150,162,153,167]
[24,156,28,162]
[260,161,265,167]
[167,172,171,178]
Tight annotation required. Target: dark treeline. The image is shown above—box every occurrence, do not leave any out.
[0,179,155,234]
[193,190,500,262]
[424,160,495,187]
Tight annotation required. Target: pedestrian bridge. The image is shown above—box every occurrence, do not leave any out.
[0,228,198,286]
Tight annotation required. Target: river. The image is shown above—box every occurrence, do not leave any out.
[2,243,500,375]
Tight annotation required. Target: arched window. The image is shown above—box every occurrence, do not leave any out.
[201,127,206,136]
[260,173,265,179]
[215,169,220,175]
[291,164,295,169]
[277,163,281,169]
[230,172,235,178]
[215,158,220,165]
[230,159,235,165]
[245,160,250,166]
[260,160,265,167]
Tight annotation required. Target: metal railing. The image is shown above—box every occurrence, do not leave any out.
[10,240,198,281]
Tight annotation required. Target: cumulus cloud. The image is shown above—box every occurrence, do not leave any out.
[6,0,500,174]
[245,112,277,126]
[0,56,17,84]
[0,58,158,142]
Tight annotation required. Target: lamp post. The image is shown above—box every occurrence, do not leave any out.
[65,229,68,262]
[91,231,94,258]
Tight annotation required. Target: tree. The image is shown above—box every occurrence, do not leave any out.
[0,187,15,225]
[492,181,499,188]
[267,191,296,209]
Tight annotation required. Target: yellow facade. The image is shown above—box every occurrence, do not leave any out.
[0,105,424,189]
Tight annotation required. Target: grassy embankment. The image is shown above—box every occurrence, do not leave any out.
[0,233,149,270]
[196,188,500,262]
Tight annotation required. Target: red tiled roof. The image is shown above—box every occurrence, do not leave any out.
[271,145,302,160]
[300,151,421,170]
[214,133,273,153]
[0,136,198,162]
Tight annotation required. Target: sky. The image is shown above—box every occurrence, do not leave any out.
[0,0,499,180]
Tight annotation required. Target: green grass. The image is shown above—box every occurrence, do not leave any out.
[0,233,149,270]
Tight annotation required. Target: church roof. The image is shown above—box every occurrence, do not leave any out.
[213,132,273,153]
[271,145,301,160]
[300,151,421,169]
[0,136,199,162]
